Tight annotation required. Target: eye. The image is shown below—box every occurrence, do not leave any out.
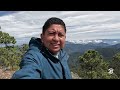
[48,32,55,35]
[58,33,65,38]
[49,32,54,34]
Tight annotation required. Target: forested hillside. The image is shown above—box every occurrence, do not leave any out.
[0,31,28,78]
[1,31,120,79]
[65,40,120,79]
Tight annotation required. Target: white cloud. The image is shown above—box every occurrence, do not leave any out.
[17,31,40,38]
[0,11,120,44]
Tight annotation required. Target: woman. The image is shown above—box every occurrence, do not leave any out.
[12,17,72,79]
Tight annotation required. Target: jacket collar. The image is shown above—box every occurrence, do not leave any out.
[29,37,68,63]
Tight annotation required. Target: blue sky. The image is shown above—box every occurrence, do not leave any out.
[0,11,120,45]
[0,11,17,16]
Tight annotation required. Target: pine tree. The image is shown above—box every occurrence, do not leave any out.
[78,50,117,79]
[110,53,120,78]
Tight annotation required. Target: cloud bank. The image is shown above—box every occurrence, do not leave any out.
[0,11,120,45]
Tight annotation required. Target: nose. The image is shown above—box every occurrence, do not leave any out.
[53,34,59,41]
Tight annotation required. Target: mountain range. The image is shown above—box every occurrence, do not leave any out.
[65,39,120,70]
[65,39,120,54]
[66,39,120,45]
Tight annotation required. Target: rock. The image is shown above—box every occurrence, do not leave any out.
[71,72,81,79]
[0,69,15,79]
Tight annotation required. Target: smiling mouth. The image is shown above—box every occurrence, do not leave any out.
[52,44,60,47]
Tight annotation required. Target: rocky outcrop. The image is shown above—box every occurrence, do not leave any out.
[71,72,81,79]
[0,69,15,79]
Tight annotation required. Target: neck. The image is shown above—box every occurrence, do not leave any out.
[46,48,59,58]
[53,52,59,58]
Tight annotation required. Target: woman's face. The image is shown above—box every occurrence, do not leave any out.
[41,24,66,55]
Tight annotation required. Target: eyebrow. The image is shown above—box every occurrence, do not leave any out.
[48,28,65,32]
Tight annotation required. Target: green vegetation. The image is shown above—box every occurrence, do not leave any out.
[78,50,118,79]
[0,31,16,47]
[110,53,120,78]
[0,31,120,79]
[0,31,28,70]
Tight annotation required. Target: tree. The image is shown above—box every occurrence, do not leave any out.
[20,44,29,54]
[0,47,21,70]
[0,31,16,47]
[110,52,120,78]
[78,50,117,79]
[0,31,20,70]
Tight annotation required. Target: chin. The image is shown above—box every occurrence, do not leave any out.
[51,50,60,54]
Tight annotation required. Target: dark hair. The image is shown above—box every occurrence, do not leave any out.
[42,17,66,34]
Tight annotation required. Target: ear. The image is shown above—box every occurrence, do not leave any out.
[40,34,43,42]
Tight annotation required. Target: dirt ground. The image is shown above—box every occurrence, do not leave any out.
[0,69,80,79]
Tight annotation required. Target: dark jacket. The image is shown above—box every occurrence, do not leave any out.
[12,37,72,79]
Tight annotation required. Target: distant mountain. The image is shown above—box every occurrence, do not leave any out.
[109,43,120,49]
[66,41,120,72]
[66,39,120,45]
[64,41,110,54]
[13,38,120,46]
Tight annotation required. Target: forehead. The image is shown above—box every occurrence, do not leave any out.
[47,24,65,32]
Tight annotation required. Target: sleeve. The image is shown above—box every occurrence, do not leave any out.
[11,51,42,79]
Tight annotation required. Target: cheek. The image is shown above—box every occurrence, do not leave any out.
[43,37,52,45]
[61,39,66,47]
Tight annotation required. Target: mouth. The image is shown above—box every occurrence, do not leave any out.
[52,43,60,48]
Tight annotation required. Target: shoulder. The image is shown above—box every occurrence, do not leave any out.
[24,47,41,57]
[21,47,44,65]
